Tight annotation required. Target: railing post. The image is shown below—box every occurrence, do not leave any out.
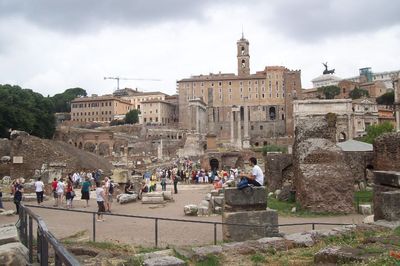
[155,218,158,248]
[37,228,41,263]
[312,223,315,230]
[92,213,96,242]
[41,234,48,266]
[214,223,217,245]
[28,216,33,264]
[55,253,62,266]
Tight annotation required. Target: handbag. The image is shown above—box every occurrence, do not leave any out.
[71,191,75,197]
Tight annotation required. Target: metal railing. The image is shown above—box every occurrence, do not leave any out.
[23,204,352,249]
[17,204,81,266]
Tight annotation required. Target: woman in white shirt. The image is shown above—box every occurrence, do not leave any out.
[34,177,45,205]
[56,178,65,207]
[96,181,106,222]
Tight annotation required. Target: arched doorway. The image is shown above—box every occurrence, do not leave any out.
[339,132,346,142]
[209,158,219,172]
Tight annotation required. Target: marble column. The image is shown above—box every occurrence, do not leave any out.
[243,105,251,148]
[230,110,235,144]
[237,110,242,149]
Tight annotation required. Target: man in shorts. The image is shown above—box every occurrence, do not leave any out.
[104,177,113,212]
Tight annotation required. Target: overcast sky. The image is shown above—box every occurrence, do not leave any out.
[0,0,399,97]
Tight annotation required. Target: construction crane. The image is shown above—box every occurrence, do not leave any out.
[104,76,161,90]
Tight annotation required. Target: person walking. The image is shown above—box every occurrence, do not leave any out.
[104,177,113,213]
[65,180,74,209]
[95,181,106,222]
[34,177,45,205]
[173,173,179,194]
[13,178,24,214]
[51,177,58,206]
[56,178,65,207]
[81,177,91,207]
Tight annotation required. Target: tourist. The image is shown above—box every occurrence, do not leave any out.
[160,175,167,191]
[34,177,45,205]
[65,180,74,209]
[139,181,148,199]
[0,186,4,209]
[124,180,134,194]
[95,181,106,222]
[81,177,91,207]
[104,177,113,213]
[56,178,65,207]
[172,173,179,194]
[51,177,58,206]
[13,178,24,214]
[242,157,264,187]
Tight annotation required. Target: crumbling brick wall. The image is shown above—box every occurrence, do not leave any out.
[373,132,400,171]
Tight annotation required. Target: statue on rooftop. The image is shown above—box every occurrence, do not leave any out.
[323,62,335,75]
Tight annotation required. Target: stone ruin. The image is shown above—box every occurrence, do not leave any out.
[372,132,400,222]
[293,114,354,213]
[184,189,225,216]
[222,187,279,242]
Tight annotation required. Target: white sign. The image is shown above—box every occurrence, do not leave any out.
[13,156,23,164]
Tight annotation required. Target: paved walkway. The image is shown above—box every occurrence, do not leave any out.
[1,184,365,247]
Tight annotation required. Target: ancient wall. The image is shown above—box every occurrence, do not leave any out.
[293,115,354,213]
[264,153,293,192]
[373,132,400,171]
[343,151,374,182]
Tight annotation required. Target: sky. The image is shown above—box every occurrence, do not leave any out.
[0,0,399,97]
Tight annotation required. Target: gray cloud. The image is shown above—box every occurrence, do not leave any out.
[0,0,221,33]
[262,0,400,41]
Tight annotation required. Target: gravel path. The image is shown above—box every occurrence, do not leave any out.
[0,184,365,247]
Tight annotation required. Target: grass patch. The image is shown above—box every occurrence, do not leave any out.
[126,256,144,266]
[267,197,341,217]
[250,253,266,264]
[196,254,221,266]
[135,245,163,254]
[355,190,373,203]
[394,226,400,237]
[85,241,135,253]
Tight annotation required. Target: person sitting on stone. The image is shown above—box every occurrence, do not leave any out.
[242,157,264,187]
[124,180,134,195]
[138,182,148,199]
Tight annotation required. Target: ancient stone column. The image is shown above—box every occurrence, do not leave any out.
[243,105,250,148]
[196,105,200,133]
[230,110,235,144]
[237,109,242,148]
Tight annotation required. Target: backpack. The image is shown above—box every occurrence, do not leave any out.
[109,182,114,194]
[237,178,249,190]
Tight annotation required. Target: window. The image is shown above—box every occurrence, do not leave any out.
[240,81,243,86]
[248,81,251,85]
[262,94,265,98]
[228,88,232,93]
[218,81,222,86]
[260,125,263,130]
[228,81,232,86]
[201,82,204,87]
[193,82,196,87]
[248,87,251,92]
[251,125,254,130]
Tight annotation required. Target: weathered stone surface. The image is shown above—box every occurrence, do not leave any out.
[192,245,223,260]
[293,116,354,213]
[204,193,211,201]
[314,246,376,265]
[373,219,400,229]
[212,196,224,207]
[373,132,400,171]
[162,191,173,200]
[116,193,138,204]
[142,196,164,204]
[0,210,16,216]
[143,255,186,266]
[223,187,267,212]
[213,207,222,214]
[363,215,374,224]
[373,171,400,187]
[0,242,29,266]
[210,190,219,196]
[184,205,198,216]
[256,237,291,251]
[373,179,400,221]
[380,191,400,221]
[197,206,210,216]
[222,209,279,242]
[2,176,11,185]
[0,224,19,245]
[359,204,372,215]
[284,232,315,247]
[264,153,293,192]
[137,249,174,260]
[146,192,164,198]
[1,156,11,163]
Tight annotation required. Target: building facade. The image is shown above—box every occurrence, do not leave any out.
[70,95,132,123]
[177,36,302,147]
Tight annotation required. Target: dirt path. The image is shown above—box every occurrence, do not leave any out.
[0,184,365,247]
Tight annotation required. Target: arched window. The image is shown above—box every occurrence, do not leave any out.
[269,107,276,120]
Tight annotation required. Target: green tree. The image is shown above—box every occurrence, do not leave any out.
[317,85,340,99]
[376,91,394,105]
[125,109,140,124]
[0,84,55,138]
[51,87,87,112]
[360,122,394,144]
[349,87,369,99]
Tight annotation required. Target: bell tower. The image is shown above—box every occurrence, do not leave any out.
[237,33,250,76]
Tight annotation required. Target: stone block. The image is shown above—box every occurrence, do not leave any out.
[0,210,16,216]
[380,191,400,221]
[162,191,173,200]
[204,193,212,201]
[0,242,29,266]
[142,196,164,204]
[212,196,224,207]
[223,187,267,212]
[197,206,210,216]
[210,190,219,196]
[359,204,372,215]
[373,171,400,187]
[0,224,19,245]
[192,245,223,260]
[184,205,198,216]
[214,206,222,214]
[284,232,315,247]
[143,255,186,266]
[314,246,376,265]
[199,200,210,209]
[117,193,138,204]
[222,209,279,242]
[373,184,400,221]
[146,192,164,198]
